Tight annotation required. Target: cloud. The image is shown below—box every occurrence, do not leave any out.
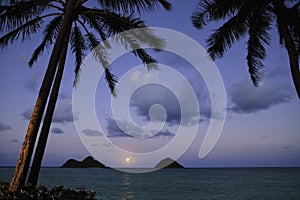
[21,109,31,120]
[0,121,12,132]
[105,117,175,138]
[82,129,103,136]
[51,127,64,134]
[282,145,293,149]
[228,68,294,113]
[10,139,19,143]
[130,84,181,124]
[22,97,74,124]
[52,98,74,123]
[151,129,175,138]
[106,118,134,137]
[24,72,41,93]
[129,82,207,126]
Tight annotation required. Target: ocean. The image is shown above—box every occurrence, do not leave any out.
[1,168,300,200]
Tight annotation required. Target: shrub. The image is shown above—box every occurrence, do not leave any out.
[0,180,96,200]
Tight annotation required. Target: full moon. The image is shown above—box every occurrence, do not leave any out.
[125,156,134,163]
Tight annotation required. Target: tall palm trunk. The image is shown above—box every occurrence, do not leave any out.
[9,0,75,191]
[27,34,69,186]
[274,0,300,99]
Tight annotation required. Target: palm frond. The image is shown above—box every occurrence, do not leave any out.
[100,11,165,50]
[70,25,87,86]
[86,32,117,95]
[80,11,108,43]
[206,9,249,60]
[28,15,62,67]
[0,0,51,32]
[133,49,157,69]
[130,27,166,50]
[86,9,160,69]
[88,9,146,35]
[191,0,243,29]
[246,7,272,86]
[96,0,171,13]
[0,16,43,47]
[104,67,118,96]
[88,9,163,46]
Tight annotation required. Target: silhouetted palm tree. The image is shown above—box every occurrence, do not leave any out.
[0,0,171,191]
[192,0,300,98]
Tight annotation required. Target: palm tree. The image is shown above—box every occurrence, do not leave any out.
[27,32,70,186]
[0,0,171,191]
[191,0,300,98]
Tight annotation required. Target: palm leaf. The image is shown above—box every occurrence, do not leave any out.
[80,11,108,43]
[87,9,145,34]
[96,0,171,13]
[70,25,87,86]
[246,6,272,86]
[0,16,43,47]
[0,0,51,32]
[191,0,243,29]
[28,15,62,67]
[206,10,249,60]
[86,32,117,95]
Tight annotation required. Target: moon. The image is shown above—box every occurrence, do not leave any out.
[125,156,134,163]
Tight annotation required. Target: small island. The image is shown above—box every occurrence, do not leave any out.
[155,157,184,169]
[60,156,106,168]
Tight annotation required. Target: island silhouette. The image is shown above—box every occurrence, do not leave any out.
[60,156,106,168]
[61,156,184,168]
[154,157,184,169]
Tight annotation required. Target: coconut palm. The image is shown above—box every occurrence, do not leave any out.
[191,0,300,98]
[0,0,171,191]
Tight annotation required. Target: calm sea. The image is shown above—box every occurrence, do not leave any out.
[1,168,300,200]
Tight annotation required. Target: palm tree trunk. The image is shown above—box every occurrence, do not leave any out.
[9,0,75,191]
[274,0,300,99]
[27,33,69,186]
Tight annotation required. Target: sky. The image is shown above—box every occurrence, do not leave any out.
[0,0,299,168]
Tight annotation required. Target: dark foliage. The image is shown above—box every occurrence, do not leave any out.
[0,180,96,200]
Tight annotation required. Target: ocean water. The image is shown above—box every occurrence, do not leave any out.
[1,168,300,200]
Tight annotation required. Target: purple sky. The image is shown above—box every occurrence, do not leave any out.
[0,0,299,168]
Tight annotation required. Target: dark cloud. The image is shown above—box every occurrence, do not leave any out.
[22,98,74,124]
[10,139,19,143]
[129,83,207,126]
[51,127,64,134]
[21,109,31,120]
[283,145,293,149]
[82,129,103,137]
[0,121,12,132]
[130,84,181,124]
[228,68,294,113]
[106,118,134,138]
